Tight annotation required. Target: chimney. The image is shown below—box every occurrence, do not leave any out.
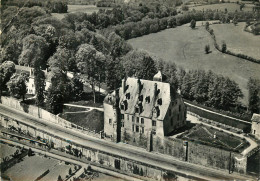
[154,83,157,97]
[137,78,142,94]
[122,78,126,93]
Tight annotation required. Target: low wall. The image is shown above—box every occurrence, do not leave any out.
[185,102,251,133]
[0,96,100,138]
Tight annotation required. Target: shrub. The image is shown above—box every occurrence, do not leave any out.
[205,44,210,54]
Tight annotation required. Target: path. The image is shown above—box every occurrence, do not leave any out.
[186,113,257,156]
[63,104,104,112]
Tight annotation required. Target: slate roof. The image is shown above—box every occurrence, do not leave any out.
[252,113,260,123]
[119,77,175,121]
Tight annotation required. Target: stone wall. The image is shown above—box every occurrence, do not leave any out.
[1,96,100,138]
[185,102,251,133]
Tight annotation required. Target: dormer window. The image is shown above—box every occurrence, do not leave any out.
[138,95,143,102]
[126,93,130,100]
[157,98,162,105]
[153,106,160,117]
[120,100,128,111]
[135,107,139,113]
[145,96,150,103]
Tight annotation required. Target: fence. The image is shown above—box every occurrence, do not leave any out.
[0,96,100,138]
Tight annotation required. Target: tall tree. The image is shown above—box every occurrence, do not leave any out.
[75,44,106,103]
[248,78,260,114]
[34,67,45,106]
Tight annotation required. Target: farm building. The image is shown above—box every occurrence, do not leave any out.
[103,71,187,143]
[251,113,260,139]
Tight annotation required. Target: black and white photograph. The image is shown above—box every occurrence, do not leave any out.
[0,0,260,180]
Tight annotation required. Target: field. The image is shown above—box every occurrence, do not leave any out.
[211,22,260,60]
[4,155,74,181]
[189,3,253,12]
[52,5,112,19]
[128,24,260,105]
[179,125,248,152]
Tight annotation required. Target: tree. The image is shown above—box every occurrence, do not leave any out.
[205,21,210,30]
[233,17,238,26]
[18,34,48,68]
[205,44,210,54]
[190,19,196,29]
[7,73,28,101]
[57,175,63,181]
[221,41,227,53]
[0,61,16,96]
[122,50,157,80]
[75,44,106,103]
[248,78,260,114]
[34,60,46,106]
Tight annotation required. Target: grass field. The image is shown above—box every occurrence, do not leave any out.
[128,24,260,105]
[180,125,248,152]
[52,5,112,20]
[211,22,260,60]
[189,3,253,12]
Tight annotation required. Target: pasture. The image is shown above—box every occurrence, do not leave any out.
[189,3,253,12]
[211,22,260,60]
[128,24,260,105]
[52,5,112,19]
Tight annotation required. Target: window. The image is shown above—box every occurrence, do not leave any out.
[132,116,134,122]
[135,107,139,113]
[109,119,112,125]
[132,125,134,132]
[127,114,129,120]
[121,121,124,127]
[120,104,124,110]
[142,127,144,133]
[136,117,139,123]
[145,96,150,103]
[179,105,181,112]
[121,114,124,120]
[141,118,144,124]
[136,126,139,132]
[152,120,156,126]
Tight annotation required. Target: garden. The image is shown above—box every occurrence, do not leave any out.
[178,124,249,152]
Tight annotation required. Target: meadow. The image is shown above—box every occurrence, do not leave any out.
[128,24,260,105]
[189,3,254,12]
[211,22,260,60]
[52,5,112,19]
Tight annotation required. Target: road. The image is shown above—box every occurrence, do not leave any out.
[0,104,255,181]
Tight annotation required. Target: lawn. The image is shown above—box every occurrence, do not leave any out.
[128,24,260,105]
[211,22,260,60]
[60,109,104,132]
[179,125,248,152]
